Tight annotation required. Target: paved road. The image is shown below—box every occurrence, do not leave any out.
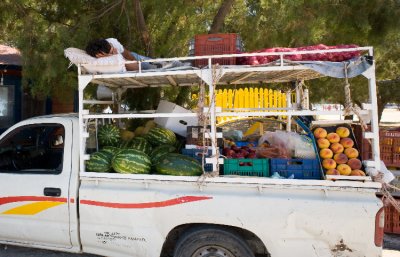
[0,244,98,257]
[1,234,399,256]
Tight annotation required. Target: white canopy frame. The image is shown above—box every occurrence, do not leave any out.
[76,46,380,176]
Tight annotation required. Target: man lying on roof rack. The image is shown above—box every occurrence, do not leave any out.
[85,38,184,71]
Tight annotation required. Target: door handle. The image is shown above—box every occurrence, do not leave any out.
[44,187,61,197]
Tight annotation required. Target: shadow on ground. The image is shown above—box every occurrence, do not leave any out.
[0,244,99,257]
[385,234,400,251]
[1,235,399,256]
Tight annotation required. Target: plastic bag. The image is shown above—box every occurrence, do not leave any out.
[258,130,315,159]
[256,145,289,159]
[223,130,243,141]
[294,135,316,159]
[364,160,395,183]
[270,172,294,179]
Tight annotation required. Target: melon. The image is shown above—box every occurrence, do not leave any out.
[86,151,113,172]
[98,124,120,146]
[155,153,202,176]
[150,144,176,165]
[146,127,176,146]
[129,137,152,155]
[112,149,151,174]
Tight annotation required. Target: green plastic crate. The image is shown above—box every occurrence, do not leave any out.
[223,158,270,177]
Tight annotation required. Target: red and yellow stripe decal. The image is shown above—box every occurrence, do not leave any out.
[0,196,70,215]
[80,196,212,209]
[0,195,212,215]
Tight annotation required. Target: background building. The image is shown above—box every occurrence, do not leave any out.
[0,45,22,133]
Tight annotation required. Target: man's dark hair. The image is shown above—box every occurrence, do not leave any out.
[85,39,111,57]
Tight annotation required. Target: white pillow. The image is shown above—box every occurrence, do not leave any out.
[64,47,126,74]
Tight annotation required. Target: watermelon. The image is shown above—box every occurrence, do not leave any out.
[112,149,151,174]
[150,144,176,165]
[155,153,202,176]
[98,124,121,146]
[119,139,132,149]
[102,146,121,156]
[146,127,176,146]
[129,137,152,155]
[86,150,113,172]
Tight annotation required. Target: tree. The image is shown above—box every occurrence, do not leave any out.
[133,0,153,57]
[0,0,399,122]
[209,0,235,34]
[377,77,400,121]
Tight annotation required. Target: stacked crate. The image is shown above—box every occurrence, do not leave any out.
[353,125,400,168]
[190,33,244,67]
[383,198,400,234]
[182,126,223,172]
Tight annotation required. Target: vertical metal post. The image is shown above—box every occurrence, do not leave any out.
[366,48,381,171]
[208,58,218,172]
[295,81,301,109]
[303,89,309,110]
[78,74,91,173]
[286,91,292,132]
[78,80,85,173]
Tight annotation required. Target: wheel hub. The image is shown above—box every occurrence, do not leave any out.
[192,245,236,257]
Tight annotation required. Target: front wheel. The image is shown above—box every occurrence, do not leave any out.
[173,226,255,257]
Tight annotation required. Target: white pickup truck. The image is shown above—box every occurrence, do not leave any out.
[0,46,385,257]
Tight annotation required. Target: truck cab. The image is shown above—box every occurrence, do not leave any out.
[0,114,80,252]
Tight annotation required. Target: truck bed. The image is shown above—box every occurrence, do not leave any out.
[78,172,382,257]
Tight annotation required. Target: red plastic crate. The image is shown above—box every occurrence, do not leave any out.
[355,125,400,167]
[381,152,393,164]
[352,124,371,161]
[385,205,394,233]
[362,151,372,161]
[393,138,400,156]
[393,205,400,234]
[381,144,394,153]
[393,153,400,166]
[363,140,394,154]
[361,139,372,160]
[194,33,243,67]
[381,131,400,138]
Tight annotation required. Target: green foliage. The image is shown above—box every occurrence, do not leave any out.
[0,0,399,116]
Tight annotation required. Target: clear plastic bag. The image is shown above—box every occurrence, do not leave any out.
[223,130,243,141]
[258,130,316,159]
[364,160,395,183]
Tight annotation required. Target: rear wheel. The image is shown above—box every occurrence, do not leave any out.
[173,226,255,257]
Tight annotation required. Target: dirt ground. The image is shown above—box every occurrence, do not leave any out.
[0,234,399,256]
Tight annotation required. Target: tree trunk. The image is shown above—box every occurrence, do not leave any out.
[209,0,235,34]
[376,77,400,123]
[133,0,154,57]
[376,88,386,123]
[377,99,385,123]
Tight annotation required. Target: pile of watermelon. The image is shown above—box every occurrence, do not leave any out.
[239,44,361,65]
[85,123,203,176]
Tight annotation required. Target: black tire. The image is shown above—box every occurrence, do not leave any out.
[173,226,255,257]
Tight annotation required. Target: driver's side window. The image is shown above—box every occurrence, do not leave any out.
[0,123,65,174]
